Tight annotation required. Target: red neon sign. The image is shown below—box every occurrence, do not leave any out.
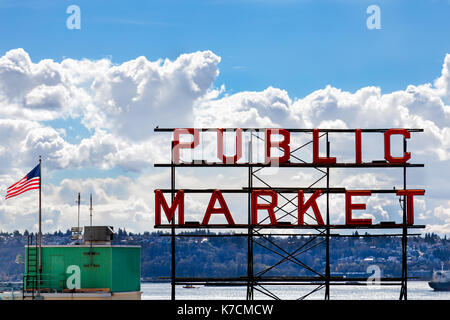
[265,129,291,164]
[171,128,415,164]
[345,190,372,225]
[217,129,242,164]
[298,190,324,225]
[155,128,425,228]
[155,188,424,227]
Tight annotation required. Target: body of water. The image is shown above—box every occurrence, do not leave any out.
[141,281,450,300]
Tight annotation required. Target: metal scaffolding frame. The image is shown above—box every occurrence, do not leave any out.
[154,128,424,300]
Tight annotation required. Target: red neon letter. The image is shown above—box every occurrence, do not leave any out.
[298,190,324,225]
[217,128,242,164]
[355,129,362,164]
[384,129,411,163]
[173,128,199,164]
[252,190,278,225]
[396,189,425,225]
[345,190,372,225]
[312,129,336,164]
[154,190,184,225]
[265,129,290,164]
[202,190,235,225]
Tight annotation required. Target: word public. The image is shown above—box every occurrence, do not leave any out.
[154,128,425,227]
[171,128,414,164]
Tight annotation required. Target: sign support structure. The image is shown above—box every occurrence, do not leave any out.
[154,127,425,300]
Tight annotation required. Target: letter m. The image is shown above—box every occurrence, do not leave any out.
[155,190,184,225]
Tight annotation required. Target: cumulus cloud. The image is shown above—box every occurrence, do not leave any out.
[0,48,221,172]
[194,86,294,128]
[0,48,450,234]
[0,49,76,121]
[0,119,69,174]
[434,202,450,224]
[435,53,450,102]
[24,84,70,110]
[1,175,151,233]
[84,51,221,140]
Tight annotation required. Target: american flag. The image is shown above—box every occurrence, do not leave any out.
[5,164,40,200]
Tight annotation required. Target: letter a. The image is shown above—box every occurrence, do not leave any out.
[202,190,235,225]
[366,5,381,30]
[66,265,81,289]
[66,5,81,30]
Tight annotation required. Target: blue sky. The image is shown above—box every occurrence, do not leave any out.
[1,0,449,97]
[0,0,449,234]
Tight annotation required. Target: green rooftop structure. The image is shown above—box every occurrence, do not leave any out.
[24,226,141,300]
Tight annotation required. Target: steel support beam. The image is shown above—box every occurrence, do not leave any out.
[155,128,424,301]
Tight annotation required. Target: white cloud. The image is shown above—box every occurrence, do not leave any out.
[425,223,450,235]
[84,50,221,140]
[194,86,294,128]
[0,48,221,173]
[0,48,450,235]
[0,48,78,121]
[435,53,450,102]
[24,84,70,110]
[434,202,450,224]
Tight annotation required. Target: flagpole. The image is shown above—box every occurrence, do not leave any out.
[38,156,42,275]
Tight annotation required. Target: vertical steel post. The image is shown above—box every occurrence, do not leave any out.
[171,141,176,300]
[400,137,408,300]
[246,135,254,300]
[38,156,42,296]
[325,134,330,300]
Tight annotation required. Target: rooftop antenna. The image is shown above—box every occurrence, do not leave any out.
[70,193,83,242]
[77,193,81,229]
[89,193,93,266]
[89,193,93,229]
